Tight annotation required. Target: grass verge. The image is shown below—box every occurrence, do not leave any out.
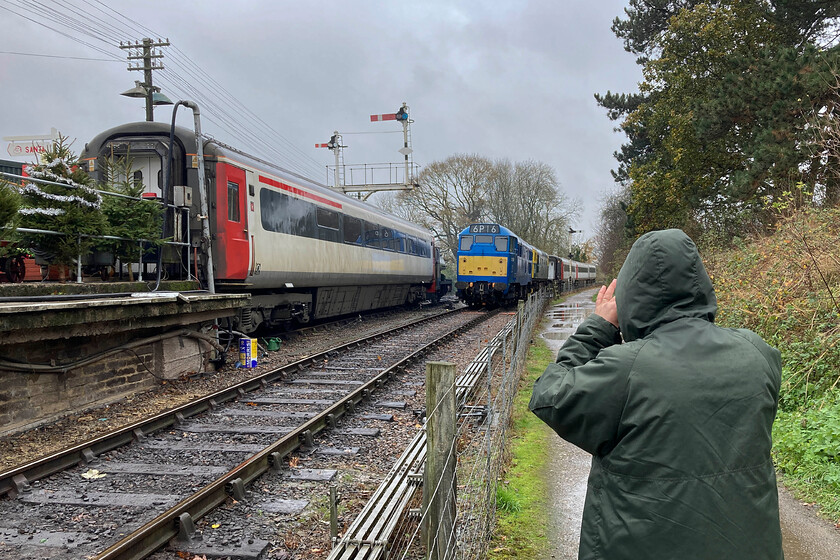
[488,327,556,559]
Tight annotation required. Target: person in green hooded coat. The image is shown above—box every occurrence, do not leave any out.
[530,229,783,560]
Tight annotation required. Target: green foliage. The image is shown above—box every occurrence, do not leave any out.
[18,135,106,266]
[98,154,163,264]
[600,1,840,239]
[495,486,522,514]
[0,179,21,253]
[706,207,840,521]
[773,404,840,520]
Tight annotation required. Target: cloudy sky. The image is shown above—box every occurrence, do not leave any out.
[0,0,640,238]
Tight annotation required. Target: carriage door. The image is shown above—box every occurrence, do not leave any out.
[214,163,250,280]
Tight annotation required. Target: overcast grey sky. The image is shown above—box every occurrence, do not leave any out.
[0,0,640,239]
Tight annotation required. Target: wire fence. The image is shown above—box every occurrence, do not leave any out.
[329,288,551,560]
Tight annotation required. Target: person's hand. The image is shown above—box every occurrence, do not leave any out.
[595,279,619,328]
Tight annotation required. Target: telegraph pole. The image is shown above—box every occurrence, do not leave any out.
[120,38,170,121]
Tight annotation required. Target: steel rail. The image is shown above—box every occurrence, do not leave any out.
[93,309,498,560]
[0,308,461,498]
[328,318,516,560]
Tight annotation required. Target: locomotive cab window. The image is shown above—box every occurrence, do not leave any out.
[475,234,493,245]
[494,236,508,252]
[227,181,240,222]
[459,236,473,251]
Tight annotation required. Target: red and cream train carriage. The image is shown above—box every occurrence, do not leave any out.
[82,122,441,332]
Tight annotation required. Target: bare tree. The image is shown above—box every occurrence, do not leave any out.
[395,154,493,265]
[384,154,579,265]
[595,186,631,276]
[485,159,579,256]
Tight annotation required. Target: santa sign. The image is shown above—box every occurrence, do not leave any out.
[4,128,58,159]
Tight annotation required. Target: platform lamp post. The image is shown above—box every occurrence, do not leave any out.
[120,80,173,121]
[164,100,215,294]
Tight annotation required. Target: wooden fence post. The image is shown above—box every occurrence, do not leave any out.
[423,361,456,560]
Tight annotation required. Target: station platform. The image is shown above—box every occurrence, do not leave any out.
[0,281,250,436]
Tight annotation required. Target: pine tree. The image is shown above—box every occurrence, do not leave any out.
[0,179,20,249]
[18,135,106,267]
[98,154,163,280]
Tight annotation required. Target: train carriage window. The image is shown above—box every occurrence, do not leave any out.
[228,182,240,222]
[381,229,398,251]
[393,231,406,253]
[381,228,394,251]
[316,207,340,242]
[494,236,508,252]
[459,236,473,251]
[316,207,340,230]
[364,222,381,248]
[343,216,362,244]
[475,234,493,245]
[260,189,315,237]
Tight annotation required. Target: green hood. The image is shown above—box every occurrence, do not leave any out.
[615,229,717,342]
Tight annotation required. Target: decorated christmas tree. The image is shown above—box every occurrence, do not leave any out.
[18,135,106,268]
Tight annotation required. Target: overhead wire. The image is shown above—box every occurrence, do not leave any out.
[0,1,122,61]
[0,50,121,62]
[2,0,328,181]
[80,0,327,178]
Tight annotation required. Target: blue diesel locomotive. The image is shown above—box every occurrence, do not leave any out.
[454,223,595,306]
[455,223,546,305]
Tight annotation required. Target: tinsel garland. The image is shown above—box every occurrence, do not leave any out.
[19,207,65,216]
[21,183,101,209]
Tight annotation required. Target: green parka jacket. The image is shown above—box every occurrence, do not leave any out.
[529,229,783,560]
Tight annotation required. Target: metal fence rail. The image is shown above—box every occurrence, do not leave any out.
[329,289,550,559]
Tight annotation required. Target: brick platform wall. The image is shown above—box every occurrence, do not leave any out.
[0,331,162,435]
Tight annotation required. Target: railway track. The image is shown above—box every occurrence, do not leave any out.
[0,307,501,560]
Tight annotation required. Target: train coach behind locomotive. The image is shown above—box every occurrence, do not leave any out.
[82,121,446,332]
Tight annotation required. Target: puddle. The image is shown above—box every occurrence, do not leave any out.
[542,332,573,340]
[540,292,598,354]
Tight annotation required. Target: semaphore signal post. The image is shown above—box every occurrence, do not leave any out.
[317,102,418,199]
